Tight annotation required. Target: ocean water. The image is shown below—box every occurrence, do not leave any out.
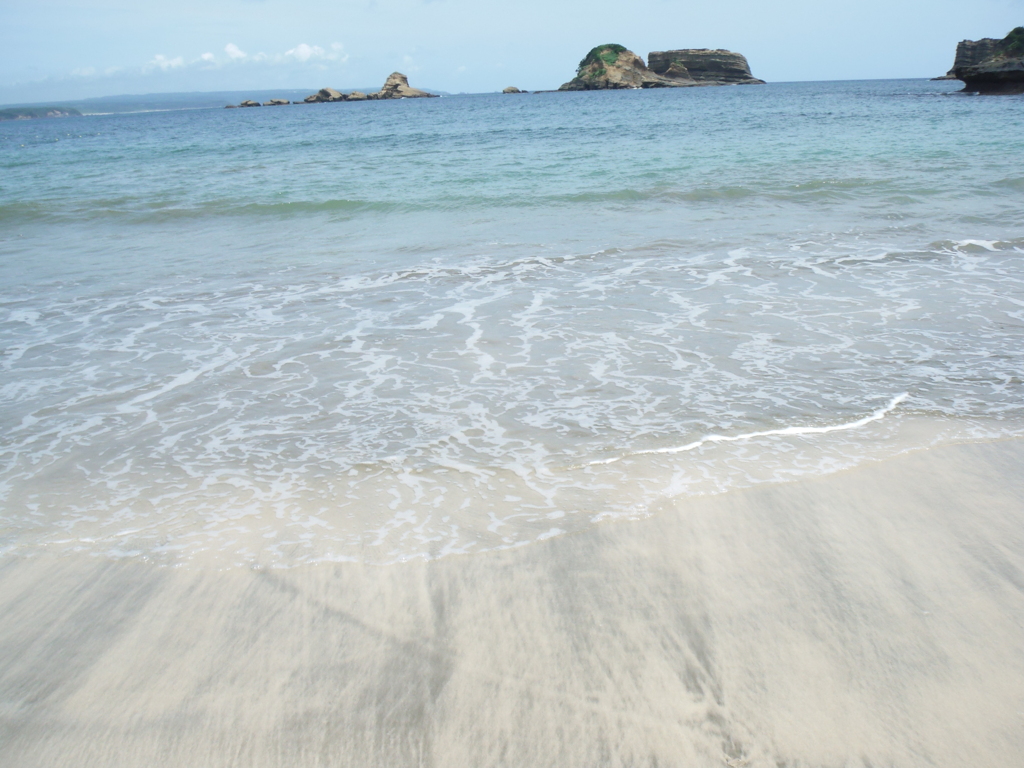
[2,79,1023,566]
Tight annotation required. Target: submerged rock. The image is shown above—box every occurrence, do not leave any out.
[559,44,763,91]
[647,49,764,85]
[954,28,1024,94]
[368,72,439,99]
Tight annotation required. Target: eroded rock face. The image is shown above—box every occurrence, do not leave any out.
[936,37,1002,78]
[369,72,439,99]
[648,49,764,85]
[955,27,1024,94]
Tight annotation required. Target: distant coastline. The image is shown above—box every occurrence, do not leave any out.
[0,106,82,121]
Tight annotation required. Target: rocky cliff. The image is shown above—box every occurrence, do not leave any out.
[559,44,763,90]
[935,37,1002,78]
[953,27,1024,94]
[648,49,764,85]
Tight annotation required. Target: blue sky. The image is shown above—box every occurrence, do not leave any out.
[1,0,1022,103]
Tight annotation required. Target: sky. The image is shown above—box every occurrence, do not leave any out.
[1,0,1022,104]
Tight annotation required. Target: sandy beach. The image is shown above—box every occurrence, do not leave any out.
[1,437,1022,767]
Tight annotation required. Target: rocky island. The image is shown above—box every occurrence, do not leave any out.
[559,44,763,90]
[949,27,1024,94]
[302,72,437,103]
[648,49,765,85]
[226,72,436,109]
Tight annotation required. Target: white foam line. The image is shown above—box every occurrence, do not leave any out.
[584,394,909,468]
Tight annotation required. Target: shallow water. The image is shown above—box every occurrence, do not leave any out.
[2,79,1023,564]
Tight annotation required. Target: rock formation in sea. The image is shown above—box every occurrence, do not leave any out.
[368,72,439,99]
[304,88,345,103]
[503,86,524,94]
[558,44,763,90]
[262,99,290,106]
[648,49,765,85]
[933,36,1002,79]
[301,74,437,103]
[559,45,679,90]
[238,100,261,108]
[952,27,1024,94]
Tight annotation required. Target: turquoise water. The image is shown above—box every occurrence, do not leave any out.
[2,79,1023,564]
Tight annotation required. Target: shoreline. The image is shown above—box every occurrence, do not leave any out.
[2,437,1023,766]
[2,406,1017,568]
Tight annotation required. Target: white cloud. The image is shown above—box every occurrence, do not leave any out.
[64,41,348,85]
[283,42,348,63]
[150,55,185,71]
[285,43,323,62]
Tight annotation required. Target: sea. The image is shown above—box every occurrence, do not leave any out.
[2,79,1023,567]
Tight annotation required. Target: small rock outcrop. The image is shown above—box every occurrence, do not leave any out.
[368,72,439,99]
[953,28,1024,94]
[262,99,290,106]
[238,100,261,108]
[648,49,764,85]
[559,44,763,90]
[346,91,368,101]
[304,88,345,103]
[503,86,524,94]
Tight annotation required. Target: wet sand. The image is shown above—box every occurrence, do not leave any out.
[2,438,1023,767]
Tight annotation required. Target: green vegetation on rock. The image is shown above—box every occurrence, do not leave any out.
[1001,26,1024,57]
[577,44,627,75]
